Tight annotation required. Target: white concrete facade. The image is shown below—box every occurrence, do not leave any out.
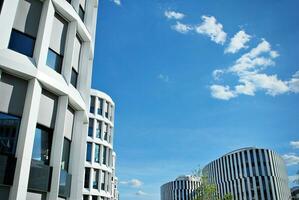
[203,147,291,200]
[161,175,201,200]
[0,0,99,200]
[83,89,118,200]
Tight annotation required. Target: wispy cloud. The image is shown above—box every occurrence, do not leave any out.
[157,74,170,82]
[210,39,298,100]
[120,179,143,188]
[135,190,148,196]
[165,10,185,20]
[225,30,251,54]
[290,141,299,149]
[195,15,227,45]
[171,22,193,34]
[282,153,299,166]
[210,85,236,100]
[110,0,121,6]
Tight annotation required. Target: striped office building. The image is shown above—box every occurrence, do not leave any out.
[160,175,201,200]
[203,147,291,200]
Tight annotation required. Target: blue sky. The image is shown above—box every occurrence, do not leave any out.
[91,0,299,199]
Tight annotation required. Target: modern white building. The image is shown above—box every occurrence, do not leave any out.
[83,89,119,200]
[203,147,291,200]
[160,175,201,200]
[0,0,99,199]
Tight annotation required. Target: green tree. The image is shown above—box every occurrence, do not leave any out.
[193,167,233,200]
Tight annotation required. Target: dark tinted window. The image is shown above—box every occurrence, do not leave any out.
[32,125,53,165]
[46,48,62,73]
[86,142,92,161]
[61,138,71,171]
[0,0,3,13]
[84,168,90,188]
[0,113,20,155]
[79,5,85,21]
[94,144,100,163]
[93,169,99,189]
[8,29,35,57]
[71,68,78,87]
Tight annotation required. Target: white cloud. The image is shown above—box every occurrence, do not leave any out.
[110,0,121,6]
[287,71,299,93]
[225,30,251,54]
[290,141,299,149]
[195,15,227,45]
[282,153,299,166]
[171,21,193,34]
[212,69,224,80]
[135,190,148,196]
[165,10,185,20]
[289,175,299,183]
[210,85,236,100]
[120,179,143,188]
[157,74,169,82]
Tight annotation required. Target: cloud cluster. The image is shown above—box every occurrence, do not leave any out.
[195,16,227,45]
[171,22,193,34]
[282,153,299,166]
[211,39,299,100]
[135,190,148,196]
[225,30,251,54]
[120,179,143,188]
[165,10,185,20]
[290,141,299,149]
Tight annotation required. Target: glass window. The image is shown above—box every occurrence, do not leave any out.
[104,123,108,141]
[32,125,53,165]
[0,112,21,155]
[46,48,63,73]
[61,138,71,171]
[102,146,107,165]
[71,68,78,87]
[93,169,99,189]
[97,98,102,115]
[88,119,93,137]
[96,121,101,139]
[100,171,105,190]
[84,168,90,188]
[0,0,3,13]
[8,29,35,57]
[86,142,92,162]
[90,96,95,114]
[105,102,109,118]
[94,144,100,163]
[83,195,89,200]
[79,5,85,21]
[92,196,97,200]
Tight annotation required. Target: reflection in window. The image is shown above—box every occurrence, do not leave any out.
[84,168,90,188]
[90,96,95,114]
[88,119,93,137]
[32,125,53,165]
[100,171,105,191]
[93,169,99,189]
[86,142,92,162]
[96,121,101,139]
[61,138,71,171]
[0,113,20,155]
[46,48,63,73]
[97,98,103,116]
[8,29,35,57]
[94,144,100,163]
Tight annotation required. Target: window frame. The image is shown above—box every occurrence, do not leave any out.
[8,29,36,57]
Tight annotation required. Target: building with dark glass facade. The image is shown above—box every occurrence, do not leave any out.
[0,0,99,199]
[203,147,291,200]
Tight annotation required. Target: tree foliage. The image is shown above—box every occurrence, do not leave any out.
[193,167,233,200]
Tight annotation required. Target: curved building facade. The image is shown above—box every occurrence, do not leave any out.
[0,0,98,199]
[161,175,201,200]
[83,89,117,200]
[203,147,291,200]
